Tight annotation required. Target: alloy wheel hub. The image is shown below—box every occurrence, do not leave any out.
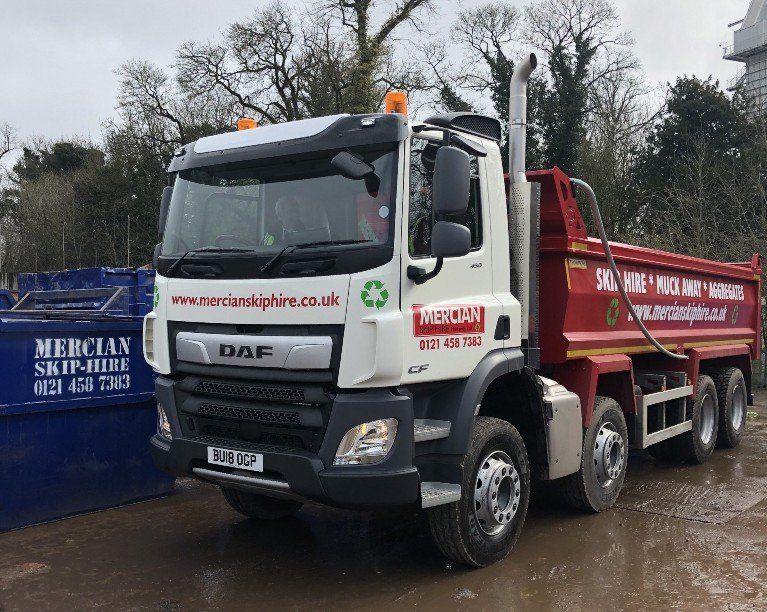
[474,451,521,536]
[594,424,625,488]
[699,393,716,445]
[732,384,746,431]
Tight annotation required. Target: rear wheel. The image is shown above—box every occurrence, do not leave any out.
[711,367,747,448]
[656,374,719,464]
[222,488,303,520]
[562,396,628,512]
[426,417,530,567]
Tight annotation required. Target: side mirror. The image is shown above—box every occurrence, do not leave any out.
[408,221,471,284]
[431,221,471,258]
[433,146,470,216]
[158,186,172,238]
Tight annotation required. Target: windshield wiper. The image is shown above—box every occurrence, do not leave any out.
[165,246,256,276]
[260,239,373,273]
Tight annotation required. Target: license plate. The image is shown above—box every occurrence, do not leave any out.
[207,446,263,472]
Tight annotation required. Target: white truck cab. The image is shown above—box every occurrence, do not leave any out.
[144,56,591,567]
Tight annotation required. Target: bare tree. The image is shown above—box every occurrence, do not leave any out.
[449,3,533,163]
[318,0,434,113]
[0,123,16,163]
[177,2,311,123]
[525,0,631,66]
[169,0,435,125]
[454,2,521,103]
[578,55,659,239]
[525,0,637,171]
[117,61,188,150]
[301,18,356,116]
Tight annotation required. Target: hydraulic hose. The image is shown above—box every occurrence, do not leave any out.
[571,179,688,361]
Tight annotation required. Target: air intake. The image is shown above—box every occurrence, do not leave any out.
[424,113,503,142]
[194,380,306,403]
[198,403,302,426]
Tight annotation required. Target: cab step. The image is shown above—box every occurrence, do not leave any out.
[421,482,461,508]
[414,419,451,443]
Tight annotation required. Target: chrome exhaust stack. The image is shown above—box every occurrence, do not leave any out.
[509,53,538,183]
[507,52,539,351]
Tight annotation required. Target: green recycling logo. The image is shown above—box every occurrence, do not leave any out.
[153,285,160,309]
[606,298,620,327]
[731,305,740,325]
[360,280,389,310]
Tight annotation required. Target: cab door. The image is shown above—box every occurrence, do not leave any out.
[400,135,504,384]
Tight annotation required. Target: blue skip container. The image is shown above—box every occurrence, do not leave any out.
[0,272,173,531]
[18,267,155,317]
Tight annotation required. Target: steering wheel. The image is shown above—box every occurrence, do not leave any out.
[214,234,259,248]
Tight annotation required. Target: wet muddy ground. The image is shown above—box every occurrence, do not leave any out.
[2,393,767,611]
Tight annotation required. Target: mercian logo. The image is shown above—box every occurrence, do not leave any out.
[413,304,485,337]
[219,343,273,360]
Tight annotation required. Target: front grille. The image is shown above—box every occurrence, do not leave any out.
[198,402,301,426]
[179,376,328,453]
[196,419,314,451]
[194,380,306,403]
[202,423,240,439]
[260,432,307,449]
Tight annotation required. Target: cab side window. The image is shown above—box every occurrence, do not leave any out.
[408,138,482,258]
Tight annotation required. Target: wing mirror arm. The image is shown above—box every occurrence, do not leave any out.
[407,258,443,285]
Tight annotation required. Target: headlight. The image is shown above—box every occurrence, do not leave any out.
[157,403,172,440]
[333,418,397,466]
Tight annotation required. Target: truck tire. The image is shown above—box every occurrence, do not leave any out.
[426,417,530,567]
[711,367,747,448]
[678,374,719,464]
[222,488,303,520]
[562,396,628,512]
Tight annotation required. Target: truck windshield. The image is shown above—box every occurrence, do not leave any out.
[161,146,397,258]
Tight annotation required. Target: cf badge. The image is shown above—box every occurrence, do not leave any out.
[408,364,429,374]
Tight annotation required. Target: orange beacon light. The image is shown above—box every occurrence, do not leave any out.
[384,91,408,115]
[237,118,258,130]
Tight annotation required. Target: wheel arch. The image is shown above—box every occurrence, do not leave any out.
[476,368,549,480]
[551,355,636,427]
[698,351,753,402]
[420,349,526,457]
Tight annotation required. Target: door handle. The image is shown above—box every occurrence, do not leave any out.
[494,315,511,340]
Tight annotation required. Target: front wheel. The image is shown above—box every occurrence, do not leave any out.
[426,417,530,567]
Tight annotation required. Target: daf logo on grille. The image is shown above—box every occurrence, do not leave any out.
[219,343,274,359]
[176,332,332,370]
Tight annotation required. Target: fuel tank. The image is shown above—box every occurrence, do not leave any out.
[528,168,762,364]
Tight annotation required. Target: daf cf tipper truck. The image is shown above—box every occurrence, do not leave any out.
[145,53,762,567]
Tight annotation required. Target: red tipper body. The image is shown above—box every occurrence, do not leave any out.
[528,167,762,363]
[521,168,761,425]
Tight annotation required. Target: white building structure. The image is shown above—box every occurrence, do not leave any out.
[725,0,767,115]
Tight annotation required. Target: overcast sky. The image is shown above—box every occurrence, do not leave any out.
[0,0,752,161]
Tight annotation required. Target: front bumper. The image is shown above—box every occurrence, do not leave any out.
[150,379,419,509]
